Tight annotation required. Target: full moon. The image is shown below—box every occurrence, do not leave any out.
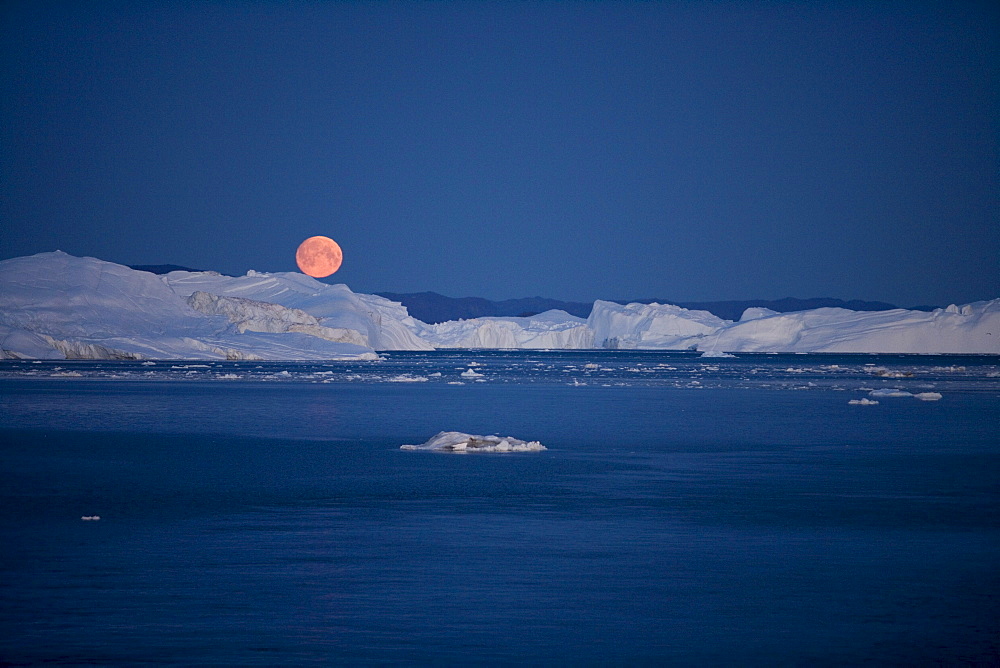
[295,236,343,278]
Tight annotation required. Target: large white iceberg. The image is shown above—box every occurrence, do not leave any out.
[587,300,730,350]
[0,252,380,360]
[412,310,594,349]
[702,304,1000,354]
[164,265,432,351]
[400,431,546,453]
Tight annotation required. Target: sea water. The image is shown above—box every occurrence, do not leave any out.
[1,351,998,665]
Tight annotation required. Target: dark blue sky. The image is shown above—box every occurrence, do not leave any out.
[2,1,997,306]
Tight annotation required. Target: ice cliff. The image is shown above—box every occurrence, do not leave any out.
[587,300,731,350]
[1,252,997,359]
[0,252,381,360]
[164,266,433,351]
[411,310,594,349]
[702,303,1000,354]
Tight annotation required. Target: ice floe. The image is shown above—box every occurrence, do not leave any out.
[400,431,546,453]
[869,389,914,397]
[869,389,943,401]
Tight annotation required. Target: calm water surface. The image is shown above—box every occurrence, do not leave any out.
[1,352,998,665]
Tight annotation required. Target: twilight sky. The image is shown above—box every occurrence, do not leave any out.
[2,1,997,307]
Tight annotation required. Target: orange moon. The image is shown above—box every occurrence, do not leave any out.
[295,236,343,278]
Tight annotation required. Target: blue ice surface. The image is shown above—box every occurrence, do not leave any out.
[0,351,998,664]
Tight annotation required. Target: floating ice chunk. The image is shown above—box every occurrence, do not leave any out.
[869,388,913,398]
[81,516,100,521]
[700,350,735,358]
[50,371,81,377]
[460,368,484,378]
[848,398,879,406]
[388,374,428,382]
[400,431,546,453]
[867,367,913,378]
[913,392,943,401]
[584,363,599,369]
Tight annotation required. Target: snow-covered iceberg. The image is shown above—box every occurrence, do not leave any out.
[0,252,380,360]
[586,298,1000,354]
[587,300,731,350]
[701,303,1000,354]
[412,310,593,349]
[400,431,546,453]
[164,265,433,351]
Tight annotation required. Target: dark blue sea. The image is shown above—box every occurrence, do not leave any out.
[1,351,998,665]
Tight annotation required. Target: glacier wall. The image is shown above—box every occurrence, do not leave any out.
[412,310,594,349]
[587,300,730,350]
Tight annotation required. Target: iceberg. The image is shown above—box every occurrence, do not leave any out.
[400,431,546,453]
[587,300,730,350]
[702,304,1000,354]
[411,310,593,349]
[700,350,736,358]
[0,252,380,360]
[163,265,433,351]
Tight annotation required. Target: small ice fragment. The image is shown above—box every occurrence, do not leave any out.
[700,350,735,358]
[848,398,879,406]
[460,368,484,378]
[388,374,428,382]
[81,516,100,521]
[584,363,599,369]
[869,388,913,398]
[913,392,942,401]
